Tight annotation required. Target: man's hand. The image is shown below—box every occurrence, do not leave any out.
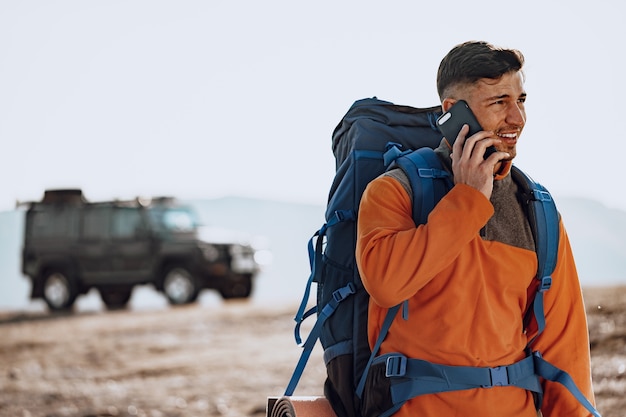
[449,124,510,200]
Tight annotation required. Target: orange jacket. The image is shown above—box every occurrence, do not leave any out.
[356,175,596,417]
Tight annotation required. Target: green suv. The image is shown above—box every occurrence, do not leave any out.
[21,189,260,311]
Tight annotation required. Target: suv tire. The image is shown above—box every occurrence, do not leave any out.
[42,270,77,311]
[163,266,199,305]
[219,273,253,299]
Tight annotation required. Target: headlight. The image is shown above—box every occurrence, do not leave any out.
[200,244,220,262]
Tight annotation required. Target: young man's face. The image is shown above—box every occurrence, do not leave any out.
[465,71,526,161]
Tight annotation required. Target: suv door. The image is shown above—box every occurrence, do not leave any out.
[79,205,113,282]
[108,207,153,283]
[79,206,154,285]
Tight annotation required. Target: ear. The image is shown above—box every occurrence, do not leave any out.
[442,98,457,112]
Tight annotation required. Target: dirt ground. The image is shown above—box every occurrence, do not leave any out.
[0,286,624,417]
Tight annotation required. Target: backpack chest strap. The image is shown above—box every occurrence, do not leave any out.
[374,352,601,417]
[379,353,542,402]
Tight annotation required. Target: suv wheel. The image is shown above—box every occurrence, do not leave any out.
[219,274,253,299]
[99,287,133,310]
[163,266,199,305]
[43,270,77,311]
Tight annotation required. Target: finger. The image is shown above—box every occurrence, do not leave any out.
[471,137,500,160]
[485,150,511,163]
[451,124,469,160]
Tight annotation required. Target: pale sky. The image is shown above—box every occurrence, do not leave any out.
[2,0,625,212]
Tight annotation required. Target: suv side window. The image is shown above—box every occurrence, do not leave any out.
[111,207,143,239]
[29,207,80,239]
[82,206,111,240]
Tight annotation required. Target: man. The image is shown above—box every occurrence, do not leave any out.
[355,41,596,416]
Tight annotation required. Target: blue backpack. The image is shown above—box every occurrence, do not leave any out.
[284,97,600,417]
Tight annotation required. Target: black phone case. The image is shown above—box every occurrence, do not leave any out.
[436,100,482,146]
[436,100,495,158]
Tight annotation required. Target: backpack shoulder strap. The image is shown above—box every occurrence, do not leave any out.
[512,169,601,416]
[392,147,452,223]
[511,166,560,343]
[512,166,560,284]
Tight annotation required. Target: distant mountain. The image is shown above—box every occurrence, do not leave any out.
[0,195,623,311]
[188,195,626,287]
[556,197,626,286]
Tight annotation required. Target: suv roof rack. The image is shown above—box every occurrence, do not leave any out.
[16,189,180,209]
[41,189,87,205]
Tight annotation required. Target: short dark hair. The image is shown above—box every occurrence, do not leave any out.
[436,41,525,100]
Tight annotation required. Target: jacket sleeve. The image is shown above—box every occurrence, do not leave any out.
[355,175,493,307]
[531,222,597,416]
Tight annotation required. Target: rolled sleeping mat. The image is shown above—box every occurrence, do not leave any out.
[267,396,337,417]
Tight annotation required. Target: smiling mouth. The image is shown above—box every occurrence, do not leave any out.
[497,132,518,144]
[497,132,517,139]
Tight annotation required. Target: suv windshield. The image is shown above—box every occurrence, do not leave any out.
[147,206,199,234]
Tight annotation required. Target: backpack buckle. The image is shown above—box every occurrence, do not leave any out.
[332,283,356,302]
[417,167,449,180]
[385,355,407,377]
[532,189,552,202]
[540,276,552,291]
[484,366,510,388]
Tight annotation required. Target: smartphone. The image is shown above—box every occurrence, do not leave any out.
[436,100,496,159]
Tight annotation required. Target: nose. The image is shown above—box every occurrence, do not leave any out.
[506,103,525,127]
